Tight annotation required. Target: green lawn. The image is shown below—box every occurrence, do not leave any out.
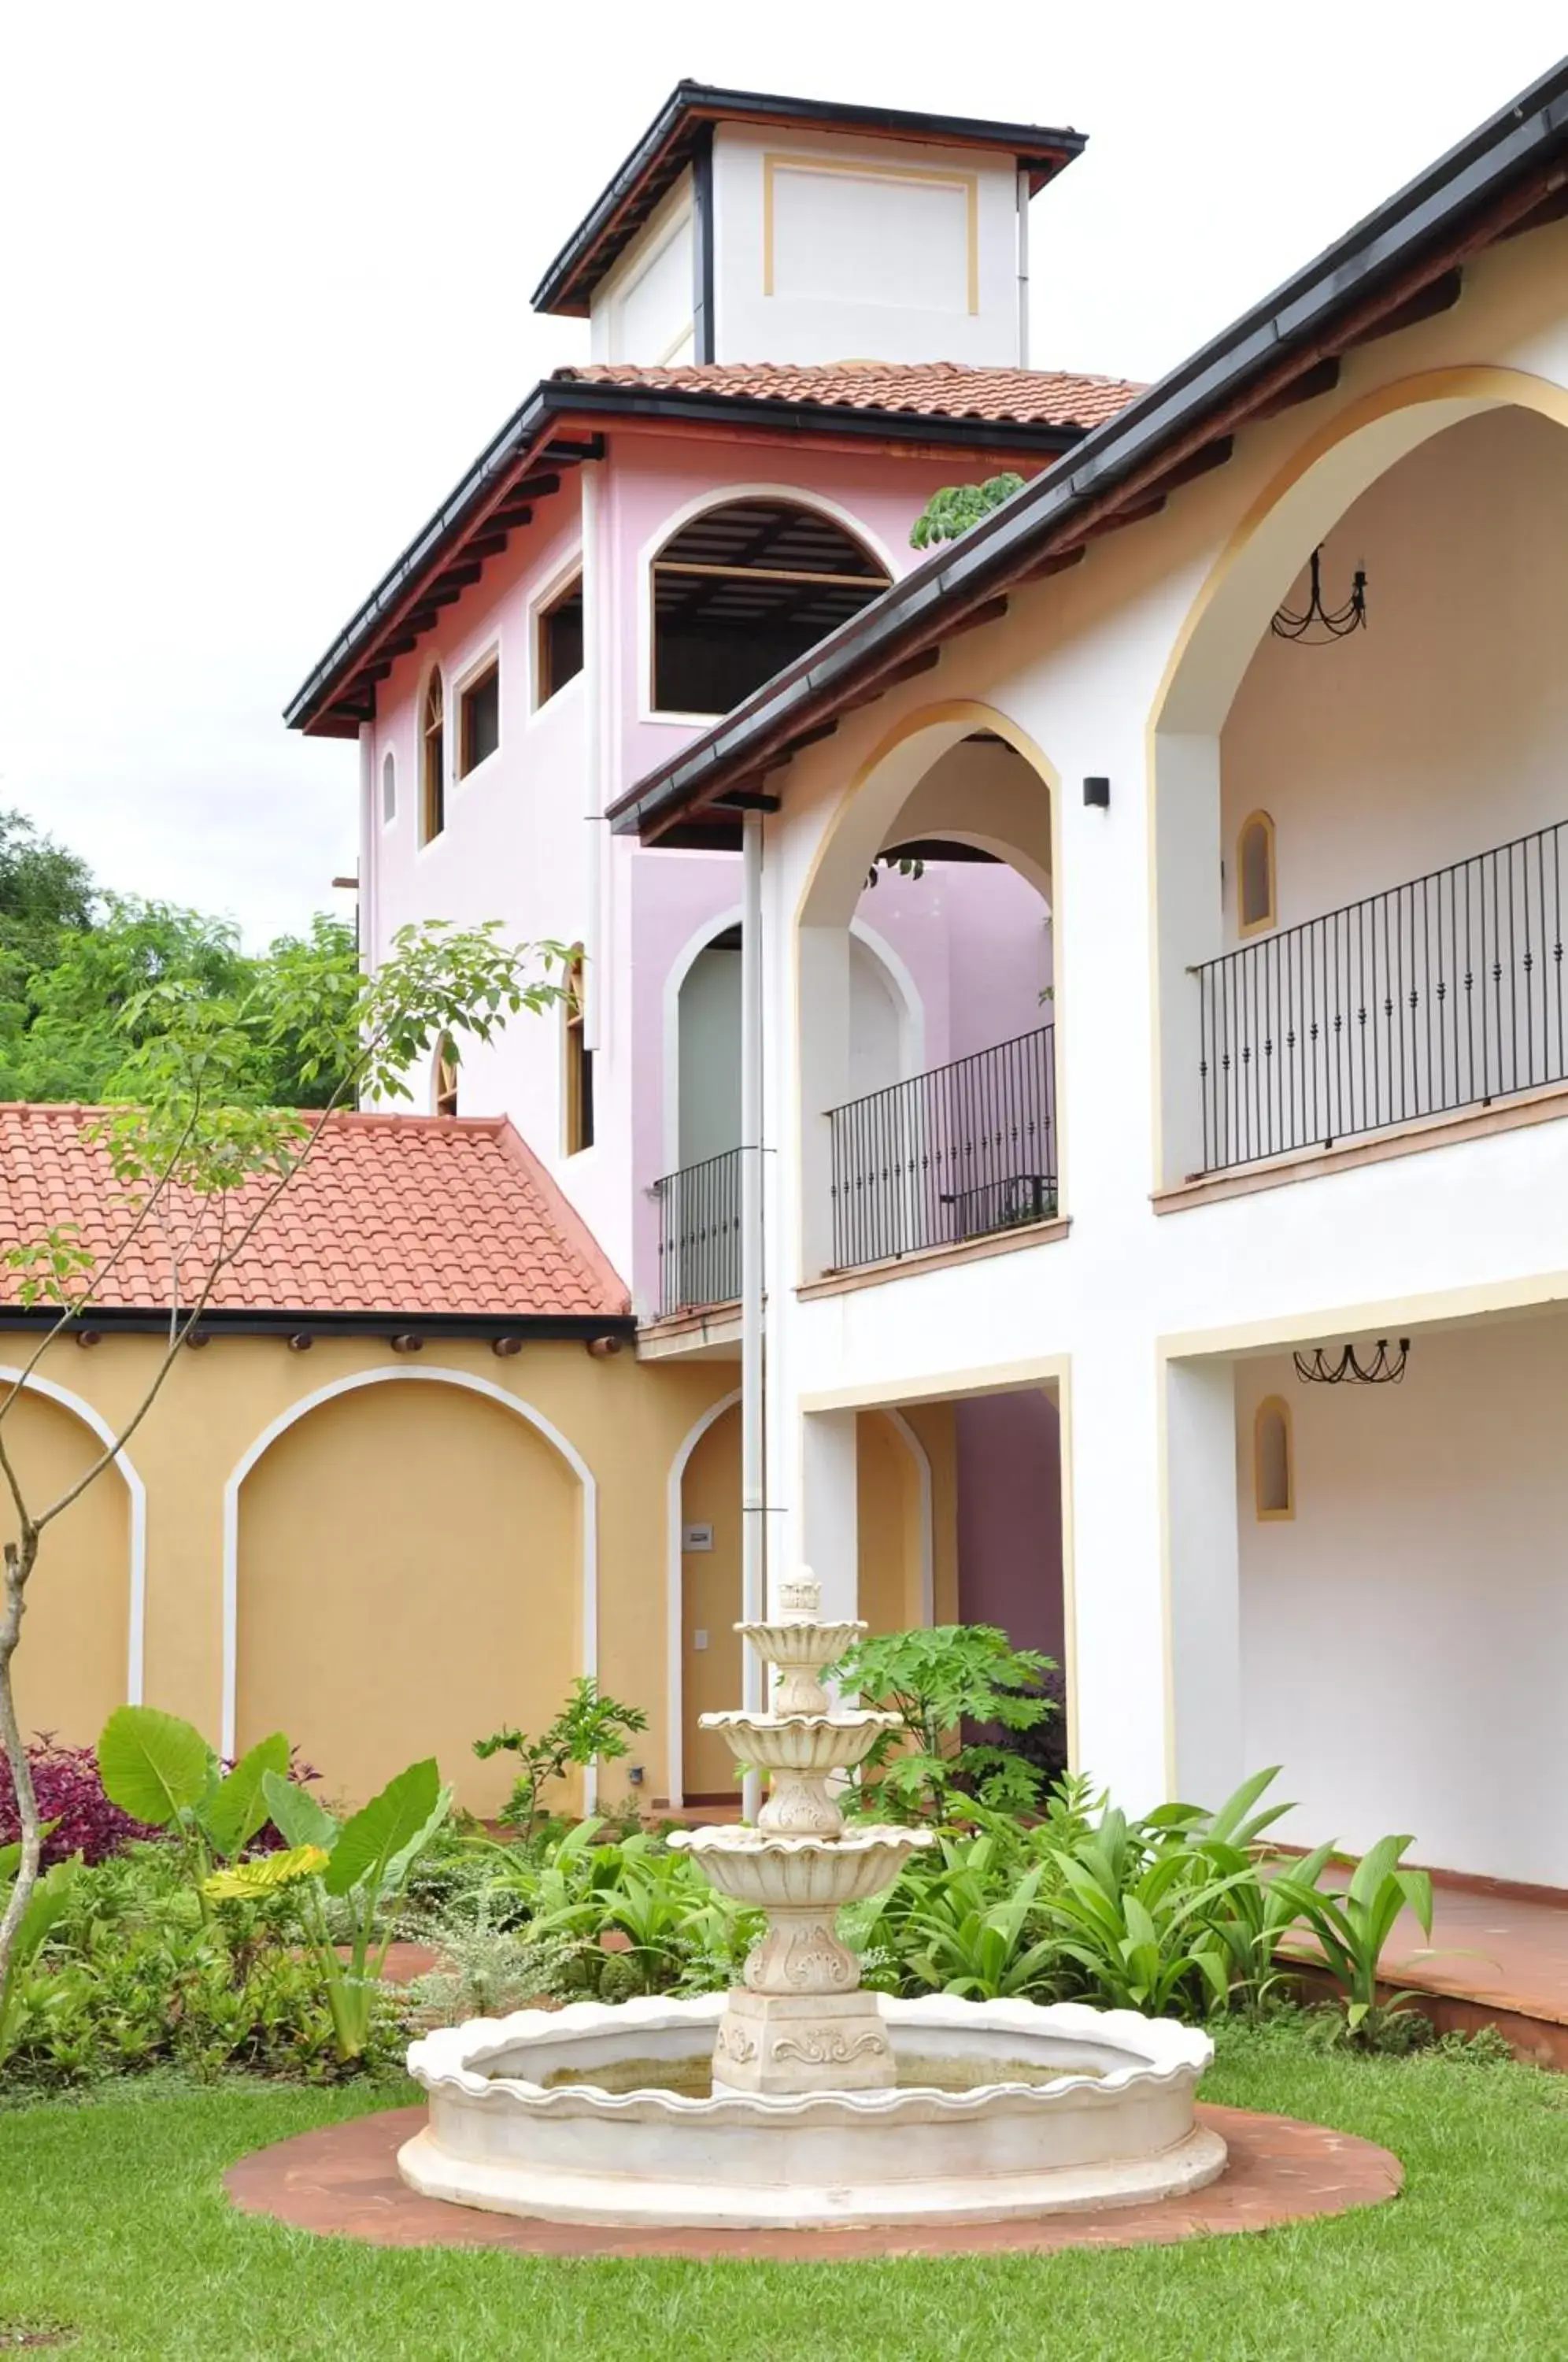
[3,2025,1566,2361]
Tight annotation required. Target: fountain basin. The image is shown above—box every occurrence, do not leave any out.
[701,1709,897,1772]
[668,1823,930,1907]
[400,1993,1224,2229]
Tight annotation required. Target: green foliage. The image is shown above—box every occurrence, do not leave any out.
[831,1623,1058,1820]
[474,1678,649,1832]
[207,1760,454,2063]
[95,1710,289,1914]
[908,473,1026,550]
[0,1847,79,2065]
[1274,1831,1436,2042]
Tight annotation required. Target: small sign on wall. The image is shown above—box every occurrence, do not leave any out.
[682,1522,715,1553]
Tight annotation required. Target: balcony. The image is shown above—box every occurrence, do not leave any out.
[1195,817,1568,1172]
[827,1025,1058,1273]
[653,1147,741,1318]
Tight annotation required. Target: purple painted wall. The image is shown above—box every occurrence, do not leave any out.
[954,1393,1065,1666]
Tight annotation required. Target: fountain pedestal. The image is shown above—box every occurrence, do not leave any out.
[670,1572,930,2096]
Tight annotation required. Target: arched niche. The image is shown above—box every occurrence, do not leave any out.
[228,1371,592,1814]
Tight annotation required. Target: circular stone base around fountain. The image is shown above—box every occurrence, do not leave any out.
[225,2101,1403,2260]
[398,1993,1226,2231]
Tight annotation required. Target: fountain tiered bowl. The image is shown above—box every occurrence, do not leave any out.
[399,1575,1225,2229]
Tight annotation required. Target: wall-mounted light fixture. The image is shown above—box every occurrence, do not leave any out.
[1082,776,1111,809]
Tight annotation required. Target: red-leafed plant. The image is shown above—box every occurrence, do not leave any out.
[0,1734,155,1864]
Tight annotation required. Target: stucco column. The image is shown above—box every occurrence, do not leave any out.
[1067,1331,1172,1811]
[1163,1356,1243,1805]
[798,925,853,1279]
[1152,731,1223,1187]
[797,1408,858,1627]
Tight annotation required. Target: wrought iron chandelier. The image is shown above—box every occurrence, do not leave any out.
[1292,1337,1409,1386]
[1270,546,1367,643]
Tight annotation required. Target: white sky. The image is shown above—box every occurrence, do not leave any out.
[2,2,1562,946]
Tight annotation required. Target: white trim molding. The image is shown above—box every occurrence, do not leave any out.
[0,1366,148,1708]
[219,1368,599,1785]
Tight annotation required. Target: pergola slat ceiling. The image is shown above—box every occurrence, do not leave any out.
[653,499,889,637]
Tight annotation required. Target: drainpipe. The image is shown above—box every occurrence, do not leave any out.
[580,461,605,1050]
[1016,168,1031,366]
[740,809,766,1824]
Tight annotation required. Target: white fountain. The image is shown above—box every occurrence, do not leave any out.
[400,1575,1224,2230]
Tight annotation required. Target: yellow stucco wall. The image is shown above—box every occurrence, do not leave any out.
[0,1333,738,1816]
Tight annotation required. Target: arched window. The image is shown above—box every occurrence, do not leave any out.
[564,947,594,1154]
[651,499,889,716]
[1254,1395,1293,1520]
[421,672,446,843]
[381,750,397,825]
[433,1035,459,1120]
[1237,810,1275,935]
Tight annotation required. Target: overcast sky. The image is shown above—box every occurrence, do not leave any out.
[2,3,1562,946]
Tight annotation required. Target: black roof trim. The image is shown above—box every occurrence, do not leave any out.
[531,81,1086,317]
[608,57,1568,842]
[283,379,1085,735]
[0,1305,638,1342]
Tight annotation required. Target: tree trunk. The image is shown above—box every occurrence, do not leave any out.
[0,1528,42,1990]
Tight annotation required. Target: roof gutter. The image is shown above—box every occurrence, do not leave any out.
[0,1306,638,1344]
[608,62,1568,840]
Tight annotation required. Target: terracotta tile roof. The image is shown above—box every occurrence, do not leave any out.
[554,360,1143,433]
[0,1105,629,1321]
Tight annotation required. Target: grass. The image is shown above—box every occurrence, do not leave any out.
[2,2023,1566,2361]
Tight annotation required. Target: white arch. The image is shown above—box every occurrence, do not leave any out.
[0,1364,148,1709]
[664,1386,741,1807]
[220,1368,599,1786]
[849,914,926,1081]
[662,902,744,1174]
[638,482,898,724]
[882,1406,935,1629]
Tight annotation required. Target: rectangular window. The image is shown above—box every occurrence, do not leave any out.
[564,948,594,1155]
[538,576,584,705]
[459,661,501,776]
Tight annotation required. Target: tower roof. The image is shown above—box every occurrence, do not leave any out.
[531,82,1086,318]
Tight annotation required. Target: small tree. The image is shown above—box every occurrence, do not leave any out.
[0,918,569,1990]
[908,474,1026,551]
[831,1623,1058,1820]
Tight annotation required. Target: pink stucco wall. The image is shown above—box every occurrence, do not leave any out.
[954,1394,1066,1667]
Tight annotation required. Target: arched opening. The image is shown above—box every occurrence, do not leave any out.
[656,913,919,1317]
[0,1387,135,1745]
[1254,1395,1293,1520]
[1153,374,1568,1182]
[679,1398,741,1799]
[798,704,1058,1280]
[381,749,397,826]
[651,498,889,716]
[233,1375,584,1812]
[420,670,445,843]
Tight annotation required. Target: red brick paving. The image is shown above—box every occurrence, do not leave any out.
[224,2102,1400,2261]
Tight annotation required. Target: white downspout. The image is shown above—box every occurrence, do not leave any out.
[580,462,605,1050]
[1016,167,1031,367]
[740,808,766,1825]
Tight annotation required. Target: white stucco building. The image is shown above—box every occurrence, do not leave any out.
[606,61,1568,1886]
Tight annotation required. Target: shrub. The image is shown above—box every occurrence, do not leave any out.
[473,1679,649,1833]
[0,1736,157,1865]
[830,1624,1060,1820]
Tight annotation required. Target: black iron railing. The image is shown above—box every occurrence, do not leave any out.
[653,1148,742,1316]
[827,1026,1057,1272]
[1196,818,1568,1172]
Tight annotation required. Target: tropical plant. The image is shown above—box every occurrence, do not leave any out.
[0,914,570,1994]
[95,1707,289,1917]
[0,1841,78,2067]
[473,1679,649,1832]
[205,1757,452,2062]
[909,473,1026,550]
[1273,1833,1436,2042]
[830,1623,1058,1820]
[900,1845,1060,2002]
